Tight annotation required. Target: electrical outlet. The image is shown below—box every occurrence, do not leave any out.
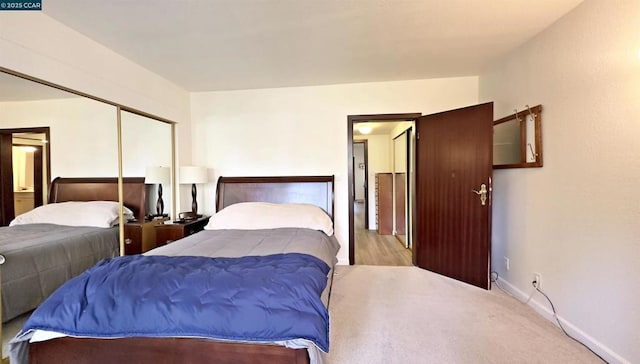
[504,257,510,271]
[533,273,541,288]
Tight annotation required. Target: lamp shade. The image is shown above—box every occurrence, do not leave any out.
[179,166,208,184]
[145,166,170,184]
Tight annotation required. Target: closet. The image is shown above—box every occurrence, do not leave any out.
[375,172,393,235]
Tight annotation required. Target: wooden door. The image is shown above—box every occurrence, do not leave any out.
[33,145,44,207]
[0,133,15,226]
[394,172,406,235]
[376,173,393,235]
[415,103,493,289]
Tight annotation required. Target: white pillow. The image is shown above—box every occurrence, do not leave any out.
[9,201,134,228]
[205,202,334,235]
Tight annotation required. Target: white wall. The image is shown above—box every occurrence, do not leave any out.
[12,146,34,191]
[0,12,189,126]
[480,1,640,363]
[190,77,478,264]
[0,12,190,212]
[0,98,119,177]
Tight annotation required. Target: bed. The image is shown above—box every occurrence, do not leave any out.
[11,175,339,364]
[0,177,146,323]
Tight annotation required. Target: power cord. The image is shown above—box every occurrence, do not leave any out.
[490,271,535,304]
[533,284,608,363]
[490,271,608,363]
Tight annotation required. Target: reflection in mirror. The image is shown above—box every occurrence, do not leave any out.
[493,105,543,169]
[120,110,173,255]
[0,70,119,359]
[12,142,38,216]
[9,131,48,220]
[493,117,521,165]
[0,73,119,178]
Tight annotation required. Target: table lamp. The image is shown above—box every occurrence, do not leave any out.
[145,166,170,218]
[179,166,208,219]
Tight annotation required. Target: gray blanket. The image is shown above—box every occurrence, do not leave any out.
[146,227,339,266]
[0,223,119,322]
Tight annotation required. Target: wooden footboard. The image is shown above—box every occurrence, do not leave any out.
[30,337,310,364]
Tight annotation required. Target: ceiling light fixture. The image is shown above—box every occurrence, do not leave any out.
[358,125,372,134]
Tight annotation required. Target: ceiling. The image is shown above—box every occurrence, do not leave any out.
[39,1,582,92]
[13,132,47,143]
[353,121,409,136]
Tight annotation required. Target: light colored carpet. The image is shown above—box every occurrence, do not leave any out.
[2,313,28,359]
[327,265,603,364]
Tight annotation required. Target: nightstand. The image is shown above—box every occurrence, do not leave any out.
[123,219,163,255]
[155,215,210,246]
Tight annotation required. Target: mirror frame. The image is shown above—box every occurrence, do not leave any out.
[493,104,543,169]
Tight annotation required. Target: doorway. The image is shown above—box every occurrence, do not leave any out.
[0,127,50,226]
[347,104,493,289]
[349,115,419,266]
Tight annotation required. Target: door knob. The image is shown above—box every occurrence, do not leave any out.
[472,183,488,206]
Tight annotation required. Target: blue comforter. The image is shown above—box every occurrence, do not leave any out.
[20,253,331,351]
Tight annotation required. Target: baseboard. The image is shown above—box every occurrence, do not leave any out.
[496,277,629,364]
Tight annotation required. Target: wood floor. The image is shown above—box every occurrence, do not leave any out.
[354,202,412,266]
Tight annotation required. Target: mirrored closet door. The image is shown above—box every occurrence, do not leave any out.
[0,68,176,361]
[120,110,175,255]
[0,69,120,360]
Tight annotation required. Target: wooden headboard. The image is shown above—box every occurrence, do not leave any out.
[49,177,147,221]
[216,176,335,221]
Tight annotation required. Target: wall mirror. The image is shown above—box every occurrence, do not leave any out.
[0,68,176,361]
[121,110,174,218]
[0,69,120,360]
[120,110,174,254]
[493,104,543,169]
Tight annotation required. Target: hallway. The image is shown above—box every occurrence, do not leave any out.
[354,201,412,266]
